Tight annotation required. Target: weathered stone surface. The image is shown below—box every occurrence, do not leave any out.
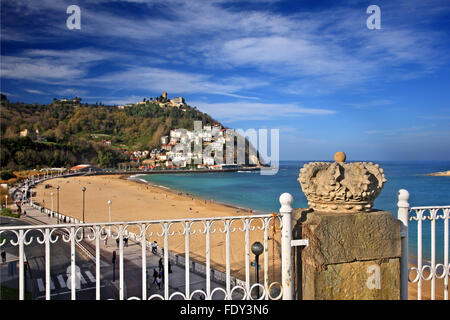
[300,210,401,265]
[298,156,387,213]
[303,258,400,300]
[294,209,402,300]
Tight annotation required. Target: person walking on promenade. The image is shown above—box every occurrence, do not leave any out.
[152,269,158,285]
[158,258,163,272]
[1,250,6,263]
[124,237,128,247]
[116,238,119,248]
[151,241,157,254]
[159,268,164,283]
[168,261,172,273]
[156,275,162,289]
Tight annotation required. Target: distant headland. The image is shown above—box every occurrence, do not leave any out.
[425,170,450,176]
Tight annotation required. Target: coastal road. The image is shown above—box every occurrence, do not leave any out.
[0,216,116,300]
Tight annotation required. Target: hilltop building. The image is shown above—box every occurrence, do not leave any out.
[19,129,42,141]
[117,92,186,109]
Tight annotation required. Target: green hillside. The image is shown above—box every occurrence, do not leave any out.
[0,98,217,170]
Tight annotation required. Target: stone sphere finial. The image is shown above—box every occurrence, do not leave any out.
[334,151,346,163]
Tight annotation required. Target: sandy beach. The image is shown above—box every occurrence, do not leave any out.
[33,175,283,284]
[33,175,445,299]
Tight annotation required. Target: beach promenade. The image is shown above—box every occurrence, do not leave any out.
[19,204,227,300]
[32,175,282,284]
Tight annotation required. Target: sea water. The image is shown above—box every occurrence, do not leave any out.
[141,161,450,263]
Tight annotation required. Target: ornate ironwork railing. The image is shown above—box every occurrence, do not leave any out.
[398,189,449,300]
[1,195,297,300]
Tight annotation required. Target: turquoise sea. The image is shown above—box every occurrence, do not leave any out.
[139,161,450,264]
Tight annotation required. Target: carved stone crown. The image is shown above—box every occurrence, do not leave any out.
[298,152,387,213]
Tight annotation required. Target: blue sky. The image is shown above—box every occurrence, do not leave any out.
[1,0,450,161]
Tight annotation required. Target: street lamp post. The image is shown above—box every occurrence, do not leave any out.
[56,186,60,224]
[81,187,86,238]
[107,200,112,237]
[51,192,54,218]
[251,241,264,299]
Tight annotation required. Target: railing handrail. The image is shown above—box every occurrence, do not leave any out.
[410,205,450,210]
[0,213,277,231]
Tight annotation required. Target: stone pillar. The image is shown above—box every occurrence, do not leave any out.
[295,152,402,300]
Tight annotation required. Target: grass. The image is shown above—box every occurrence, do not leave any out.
[1,208,20,219]
[0,286,32,300]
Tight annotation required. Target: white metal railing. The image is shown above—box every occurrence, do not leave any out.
[398,189,450,300]
[1,193,297,300]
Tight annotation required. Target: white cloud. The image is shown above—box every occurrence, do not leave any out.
[191,101,335,121]
[24,89,46,95]
[0,48,123,83]
[2,0,450,100]
[87,66,268,97]
[1,56,84,82]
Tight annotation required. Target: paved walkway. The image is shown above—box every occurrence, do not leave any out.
[21,204,227,300]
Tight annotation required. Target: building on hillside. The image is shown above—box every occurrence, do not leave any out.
[168,97,186,107]
[165,160,173,167]
[172,159,187,168]
[170,128,188,139]
[153,92,185,108]
[20,129,42,141]
[203,156,215,166]
[142,159,156,167]
[150,149,159,159]
[160,135,169,145]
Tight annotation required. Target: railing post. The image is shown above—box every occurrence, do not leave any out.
[397,189,410,300]
[279,192,293,300]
